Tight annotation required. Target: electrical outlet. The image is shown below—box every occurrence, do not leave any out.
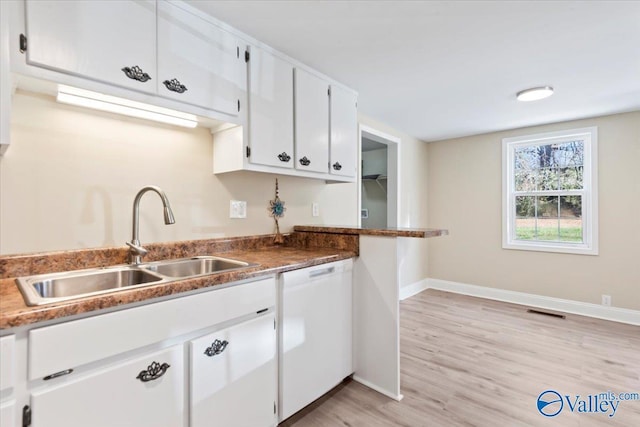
[229,200,247,218]
[601,294,611,306]
[312,202,319,217]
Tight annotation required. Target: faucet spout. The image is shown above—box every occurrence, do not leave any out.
[129,185,175,264]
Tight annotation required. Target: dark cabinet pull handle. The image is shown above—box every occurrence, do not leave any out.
[136,361,170,382]
[277,152,291,162]
[332,162,342,171]
[299,156,311,166]
[163,78,188,94]
[204,339,229,357]
[121,66,152,82]
[43,369,74,381]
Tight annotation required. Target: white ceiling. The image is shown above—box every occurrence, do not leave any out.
[186,1,640,142]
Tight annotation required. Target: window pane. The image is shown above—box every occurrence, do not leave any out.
[536,167,558,191]
[554,141,584,168]
[559,196,583,242]
[515,196,536,240]
[559,165,583,190]
[555,141,584,190]
[514,147,537,191]
[536,196,559,241]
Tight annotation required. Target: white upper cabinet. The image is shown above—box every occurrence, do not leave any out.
[330,85,358,178]
[1,0,11,155]
[157,1,243,116]
[294,68,330,174]
[25,0,157,93]
[247,46,295,169]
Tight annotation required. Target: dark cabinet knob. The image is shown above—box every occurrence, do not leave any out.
[136,361,170,382]
[277,152,291,162]
[163,78,188,93]
[204,339,229,357]
[332,162,342,171]
[299,156,311,166]
[121,66,152,82]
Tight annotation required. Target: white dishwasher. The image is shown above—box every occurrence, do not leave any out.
[278,258,353,421]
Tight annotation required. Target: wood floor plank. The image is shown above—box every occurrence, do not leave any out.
[281,289,640,426]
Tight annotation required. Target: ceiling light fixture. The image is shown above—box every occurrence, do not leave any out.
[516,86,554,102]
[56,85,198,128]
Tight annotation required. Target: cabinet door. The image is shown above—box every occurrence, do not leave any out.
[294,68,329,174]
[25,0,156,93]
[0,335,15,393]
[0,401,15,427]
[330,86,358,178]
[31,345,185,427]
[191,314,276,427]
[1,0,10,154]
[157,1,243,115]
[247,47,295,169]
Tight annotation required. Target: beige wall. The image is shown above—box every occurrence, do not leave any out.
[358,114,431,289]
[427,111,640,310]
[0,91,358,255]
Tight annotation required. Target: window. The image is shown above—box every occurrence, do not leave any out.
[502,127,598,255]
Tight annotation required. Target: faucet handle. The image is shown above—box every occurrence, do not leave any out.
[126,241,148,257]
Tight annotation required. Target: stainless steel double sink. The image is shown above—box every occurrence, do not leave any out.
[16,256,258,306]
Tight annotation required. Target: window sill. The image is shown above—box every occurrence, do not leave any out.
[503,241,598,256]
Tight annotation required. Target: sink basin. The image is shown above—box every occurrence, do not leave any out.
[142,256,256,278]
[17,266,166,306]
[16,256,257,306]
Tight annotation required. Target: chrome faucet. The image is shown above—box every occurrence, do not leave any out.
[127,185,175,264]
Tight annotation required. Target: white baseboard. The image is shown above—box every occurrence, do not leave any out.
[399,280,430,300]
[352,375,403,401]
[404,278,639,326]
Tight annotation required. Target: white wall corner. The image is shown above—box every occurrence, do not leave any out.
[419,278,639,326]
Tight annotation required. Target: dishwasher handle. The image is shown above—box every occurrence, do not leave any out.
[309,266,336,278]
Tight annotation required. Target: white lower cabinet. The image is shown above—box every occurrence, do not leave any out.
[31,345,185,427]
[4,277,278,427]
[190,314,276,427]
[0,401,16,427]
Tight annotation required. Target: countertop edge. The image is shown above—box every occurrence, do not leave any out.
[0,249,356,330]
[293,225,449,238]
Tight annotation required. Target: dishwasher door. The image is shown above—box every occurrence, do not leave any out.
[279,258,353,421]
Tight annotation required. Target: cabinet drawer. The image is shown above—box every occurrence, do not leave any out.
[190,313,276,427]
[0,334,15,393]
[31,345,185,427]
[29,277,276,380]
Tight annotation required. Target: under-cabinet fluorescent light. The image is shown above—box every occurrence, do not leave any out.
[516,86,554,102]
[56,85,198,128]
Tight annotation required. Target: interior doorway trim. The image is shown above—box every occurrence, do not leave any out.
[358,124,401,228]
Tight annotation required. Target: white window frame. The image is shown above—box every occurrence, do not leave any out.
[502,127,598,255]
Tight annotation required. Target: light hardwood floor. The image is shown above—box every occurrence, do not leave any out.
[281,289,640,426]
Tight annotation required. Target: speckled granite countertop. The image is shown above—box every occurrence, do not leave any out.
[0,232,357,330]
[293,225,449,238]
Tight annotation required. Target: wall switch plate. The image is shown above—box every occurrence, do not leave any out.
[601,294,611,306]
[230,200,247,218]
[312,202,319,217]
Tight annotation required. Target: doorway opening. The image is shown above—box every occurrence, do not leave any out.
[358,125,400,228]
